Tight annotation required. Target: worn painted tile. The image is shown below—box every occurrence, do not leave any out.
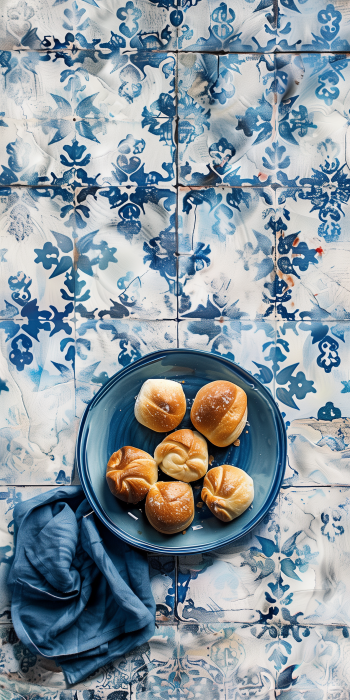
[74,118,176,188]
[0,50,175,123]
[273,321,350,485]
[148,555,175,622]
[275,54,350,187]
[131,623,277,698]
[279,487,350,626]
[178,186,276,320]
[75,320,177,417]
[276,0,350,52]
[178,54,276,187]
[178,318,276,396]
[74,186,176,319]
[178,0,277,52]
[176,499,279,624]
[0,188,76,485]
[276,625,350,697]
[0,0,176,52]
[275,187,350,321]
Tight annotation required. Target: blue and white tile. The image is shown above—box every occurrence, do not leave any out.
[276,0,350,52]
[275,187,350,321]
[148,555,175,622]
[131,624,276,698]
[74,186,176,319]
[275,53,350,186]
[178,54,276,187]
[273,321,350,485]
[279,487,350,626]
[0,190,76,484]
[276,625,349,698]
[178,186,276,320]
[0,120,74,187]
[74,119,176,188]
[0,0,177,52]
[177,498,279,624]
[179,318,276,397]
[75,320,177,417]
[178,0,277,52]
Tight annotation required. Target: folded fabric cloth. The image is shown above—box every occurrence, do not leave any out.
[7,486,156,686]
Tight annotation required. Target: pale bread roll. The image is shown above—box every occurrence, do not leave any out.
[154,429,208,483]
[106,446,157,504]
[134,379,186,432]
[145,481,194,534]
[191,380,247,447]
[201,465,254,522]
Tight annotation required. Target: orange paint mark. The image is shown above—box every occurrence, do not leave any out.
[258,172,268,182]
[315,247,324,255]
[292,237,300,247]
[286,275,295,288]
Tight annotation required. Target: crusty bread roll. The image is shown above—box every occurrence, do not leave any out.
[154,429,208,483]
[106,446,157,504]
[191,380,247,447]
[201,465,254,522]
[134,379,186,432]
[145,481,194,534]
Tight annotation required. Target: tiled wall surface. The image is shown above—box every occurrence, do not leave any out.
[1,0,350,697]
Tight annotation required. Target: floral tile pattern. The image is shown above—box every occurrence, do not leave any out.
[1,0,350,694]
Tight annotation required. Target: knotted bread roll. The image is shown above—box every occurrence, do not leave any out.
[106,446,157,504]
[135,379,186,432]
[154,429,208,483]
[201,465,254,522]
[191,380,247,447]
[145,481,194,534]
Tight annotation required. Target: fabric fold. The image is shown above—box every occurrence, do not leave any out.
[7,486,156,685]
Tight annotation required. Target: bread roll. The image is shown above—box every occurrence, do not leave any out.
[145,481,194,534]
[106,446,157,504]
[191,380,247,447]
[201,465,254,522]
[134,379,186,432]
[154,429,208,483]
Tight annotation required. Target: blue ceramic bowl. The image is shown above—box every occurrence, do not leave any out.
[77,349,286,554]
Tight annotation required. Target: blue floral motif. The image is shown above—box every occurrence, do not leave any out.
[317,336,341,373]
[276,363,316,409]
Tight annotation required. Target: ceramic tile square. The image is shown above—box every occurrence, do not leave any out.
[75,319,177,417]
[0,0,176,51]
[131,624,277,698]
[276,187,350,322]
[178,0,277,52]
[74,186,176,318]
[276,625,350,697]
[279,487,350,626]
[178,54,277,187]
[74,119,176,188]
[176,497,279,624]
[276,0,350,52]
[178,186,276,320]
[275,53,350,187]
[272,321,350,485]
[148,555,175,622]
[0,188,76,485]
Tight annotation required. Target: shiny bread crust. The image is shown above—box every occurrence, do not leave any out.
[201,465,254,522]
[191,380,247,447]
[134,379,186,432]
[145,481,194,534]
[106,446,157,504]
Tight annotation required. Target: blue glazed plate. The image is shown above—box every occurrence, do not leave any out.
[77,350,286,554]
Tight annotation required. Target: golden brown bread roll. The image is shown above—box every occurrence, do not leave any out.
[134,379,186,432]
[201,465,254,522]
[154,429,208,483]
[145,481,194,534]
[190,380,247,447]
[106,446,157,504]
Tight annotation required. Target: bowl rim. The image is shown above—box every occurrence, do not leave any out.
[76,348,287,554]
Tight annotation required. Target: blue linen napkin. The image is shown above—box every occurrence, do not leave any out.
[7,486,156,685]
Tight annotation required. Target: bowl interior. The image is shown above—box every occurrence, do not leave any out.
[78,351,285,554]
